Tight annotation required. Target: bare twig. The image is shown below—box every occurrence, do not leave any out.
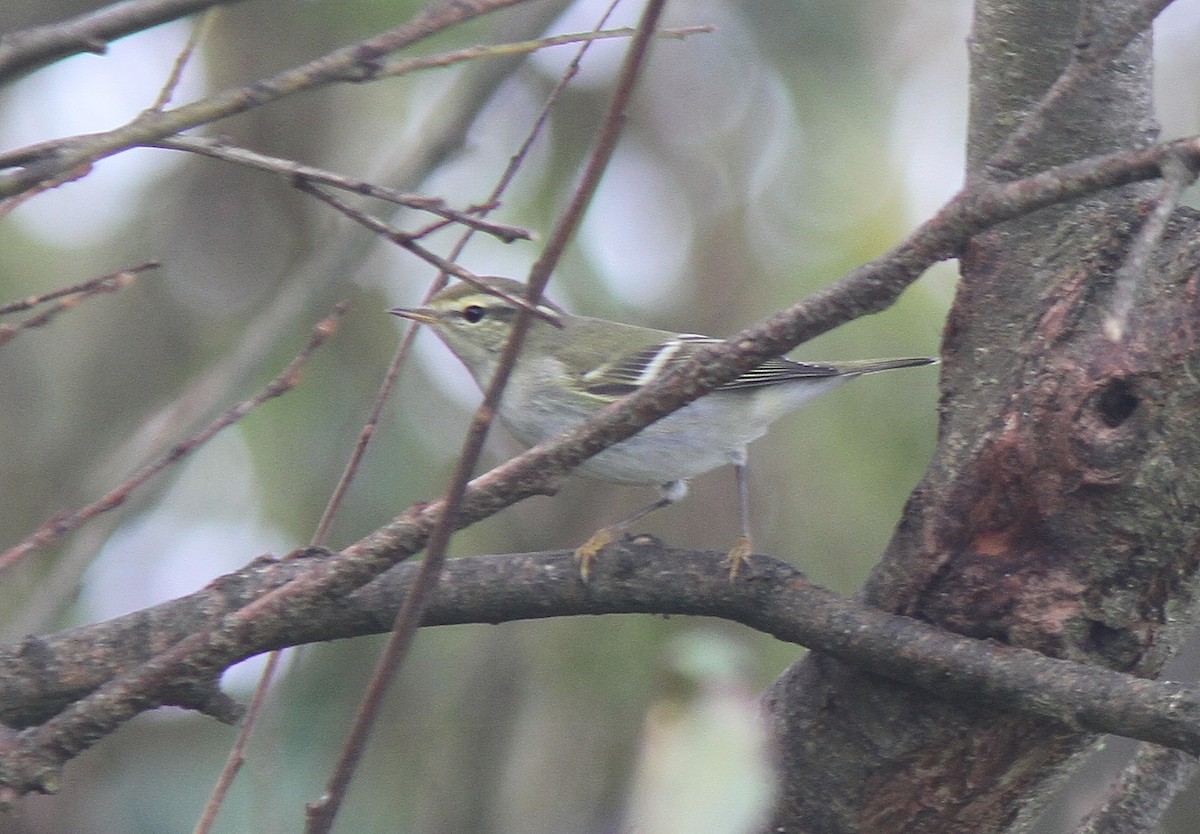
[487,0,624,232]
[0,0,246,82]
[148,5,213,111]
[364,6,649,251]
[0,303,348,574]
[368,23,714,79]
[0,262,159,347]
[295,180,558,324]
[0,9,711,200]
[190,650,283,834]
[152,136,532,243]
[0,261,159,316]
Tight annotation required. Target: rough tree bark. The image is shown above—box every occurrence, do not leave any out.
[765,2,1200,832]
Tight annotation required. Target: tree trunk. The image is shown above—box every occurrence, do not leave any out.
[764,1,1200,831]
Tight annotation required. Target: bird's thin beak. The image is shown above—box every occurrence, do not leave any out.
[388,306,438,324]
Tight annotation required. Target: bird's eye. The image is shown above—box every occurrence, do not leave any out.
[462,305,486,324]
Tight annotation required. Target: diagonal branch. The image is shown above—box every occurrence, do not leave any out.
[988,0,1177,173]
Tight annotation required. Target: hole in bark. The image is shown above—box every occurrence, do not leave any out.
[1096,378,1138,428]
[1084,619,1143,667]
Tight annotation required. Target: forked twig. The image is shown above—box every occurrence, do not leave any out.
[0,262,160,347]
[0,0,533,198]
[0,4,712,200]
[0,261,159,316]
[295,180,559,325]
[152,136,532,244]
[989,0,1176,174]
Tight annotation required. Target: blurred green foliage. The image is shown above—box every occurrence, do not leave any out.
[6,0,1195,831]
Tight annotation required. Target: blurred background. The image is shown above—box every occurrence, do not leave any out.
[0,0,1197,832]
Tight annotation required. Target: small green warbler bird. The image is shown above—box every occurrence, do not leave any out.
[391,276,935,580]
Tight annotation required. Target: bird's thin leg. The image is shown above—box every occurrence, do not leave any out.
[574,481,686,581]
[724,461,753,580]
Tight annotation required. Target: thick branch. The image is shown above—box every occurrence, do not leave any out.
[3,544,1200,760]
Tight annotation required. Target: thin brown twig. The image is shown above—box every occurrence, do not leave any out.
[190,650,283,834]
[0,19,711,184]
[151,135,532,243]
[393,0,624,289]
[367,23,714,80]
[148,6,213,111]
[0,303,349,575]
[0,262,160,347]
[294,180,559,325]
[0,12,714,203]
[487,0,625,235]
[302,1,667,831]
[0,261,160,316]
